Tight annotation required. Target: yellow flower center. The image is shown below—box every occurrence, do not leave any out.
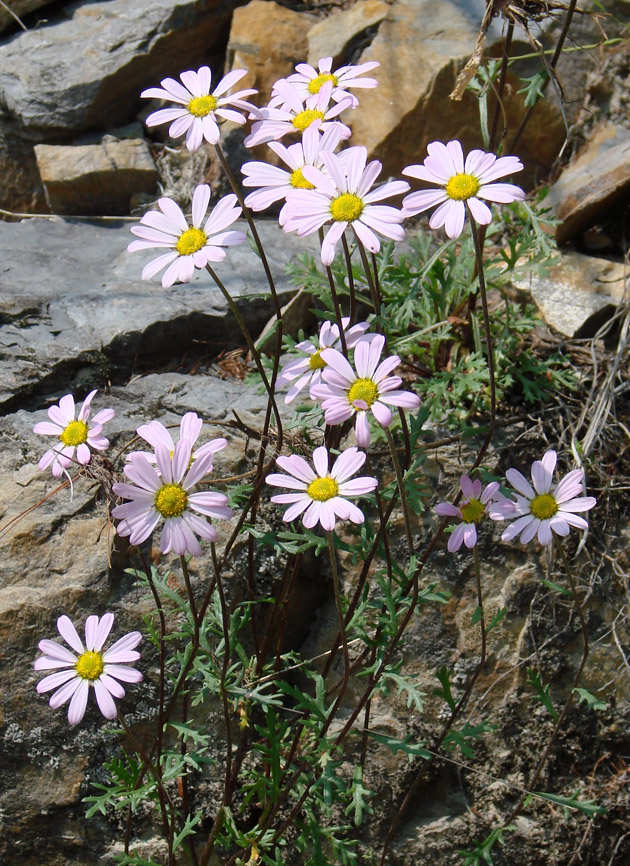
[292,109,325,132]
[307,73,338,95]
[348,378,379,408]
[307,476,339,502]
[75,650,104,681]
[330,193,364,223]
[176,226,207,256]
[187,95,218,117]
[445,172,481,201]
[59,419,89,447]
[460,498,486,524]
[530,493,558,521]
[308,349,326,370]
[290,167,315,189]
[155,483,188,518]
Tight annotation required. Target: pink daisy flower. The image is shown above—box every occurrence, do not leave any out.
[112,440,233,557]
[491,450,597,546]
[241,124,343,219]
[35,613,142,725]
[142,67,257,152]
[244,80,352,148]
[126,411,227,470]
[266,445,377,531]
[311,334,420,447]
[282,146,409,265]
[278,57,380,108]
[402,140,525,238]
[435,475,510,553]
[33,390,115,478]
[276,317,371,404]
[128,184,246,288]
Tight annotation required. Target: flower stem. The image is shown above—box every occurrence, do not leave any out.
[467,211,496,470]
[384,425,414,553]
[328,531,350,691]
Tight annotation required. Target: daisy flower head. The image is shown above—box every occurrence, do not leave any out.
[311,334,421,448]
[435,475,510,553]
[266,445,377,531]
[33,390,115,478]
[276,317,372,404]
[142,66,257,152]
[112,440,233,557]
[279,57,380,108]
[282,146,409,265]
[241,124,344,217]
[128,184,246,288]
[402,140,525,238]
[244,79,352,148]
[127,411,227,471]
[35,613,142,725]
[491,450,597,546]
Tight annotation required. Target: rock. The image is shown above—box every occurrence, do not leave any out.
[227,0,316,104]
[0,0,240,214]
[511,251,627,338]
[547,124,630,245]
[306,0,390,67]
[0,217,317,409]
[345,0,565,186]
[35,138,159,216]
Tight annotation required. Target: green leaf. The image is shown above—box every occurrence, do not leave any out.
[527,668,558,721]
[526,790,606,818]
[345,765,374,826]
[434,666,457,712]
[573,687,607,711]
[367,731,431,761]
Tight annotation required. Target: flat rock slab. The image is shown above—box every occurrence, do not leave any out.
[547,123,630,245]
[34,138,159,216]
[512,251,627,338]
[0,217,317,409]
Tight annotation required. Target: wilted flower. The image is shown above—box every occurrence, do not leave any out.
[142,66,257,151]
[276,317,371,404]
[311,334,420,447]
[402,140,525,238]
[491,449,597,546]
[435,475,509,552]
[282,146,409,265]
[112,440,232,557]
[33,390,114,478]
[267,445,377,531]
[35,613,142,725]
[128,185,245,288]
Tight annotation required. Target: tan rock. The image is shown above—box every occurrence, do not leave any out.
[346,0,565,187]
[35,138,158,216]
[228,0,317,105]
[547,123,630,244]
[307,0,389,67]
[511,250,627,338]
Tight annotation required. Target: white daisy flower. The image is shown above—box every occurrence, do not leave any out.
[112,440,233,557]
[491,449,597,546]
[266,445,377,531]
[126,411,227,471]
[275,317,371,404]
[35,613,142,725]
[33,390,114,478]
[142,66,257,151]
[279,57,380,108]
[128,184,246,288]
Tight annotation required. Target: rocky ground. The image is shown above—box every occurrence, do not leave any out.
[0,0,629,864]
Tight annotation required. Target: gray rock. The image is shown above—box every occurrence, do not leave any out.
[0,0,240,212]
[511,251,627,338]
[35,138,159,216]
[0,216,317,409]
